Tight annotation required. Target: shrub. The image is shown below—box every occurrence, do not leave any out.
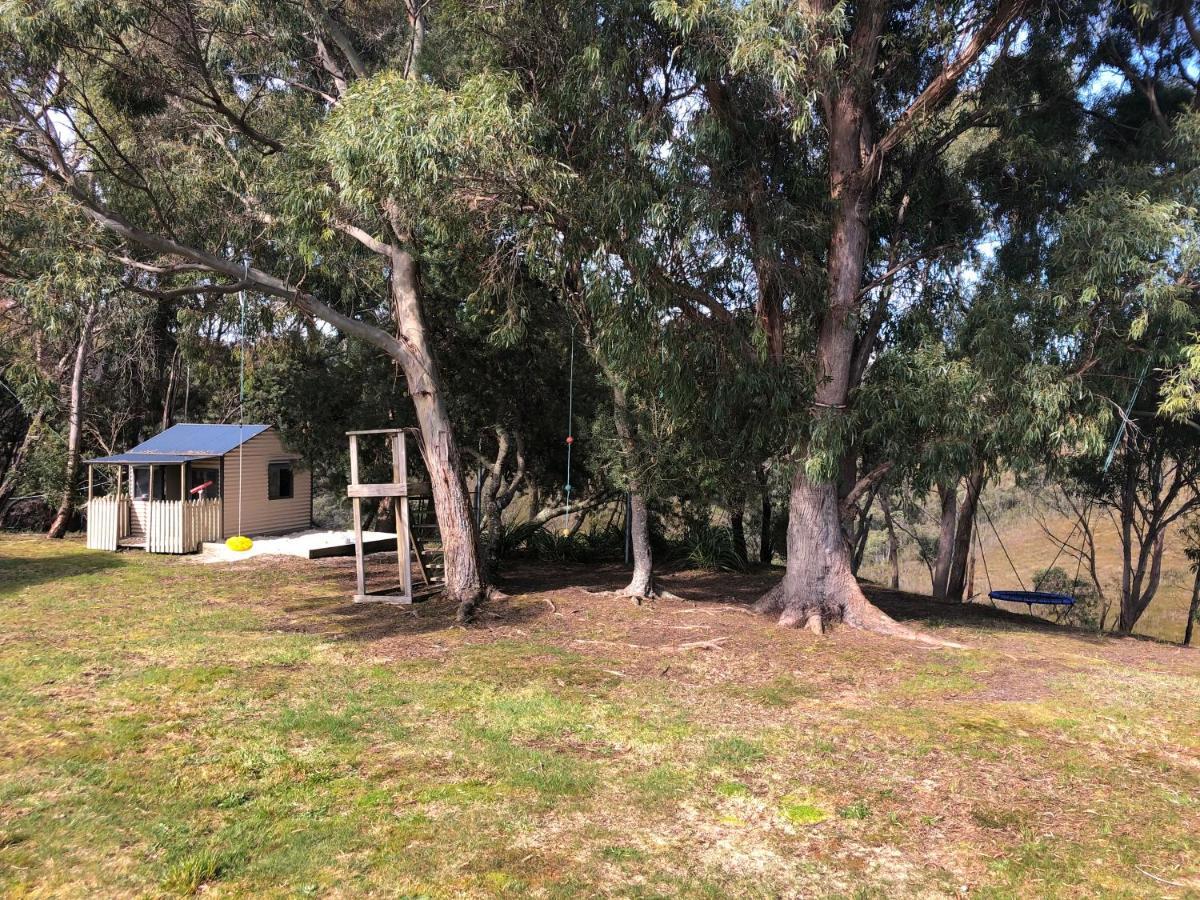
[1033,566,1106,630]
[526,524,625,563]
[682,523,747,572]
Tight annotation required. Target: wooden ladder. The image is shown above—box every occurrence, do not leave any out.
[406,494,444,590]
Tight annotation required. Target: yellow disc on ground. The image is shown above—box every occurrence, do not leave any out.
[225,535,253,552]
[560,528,571,538]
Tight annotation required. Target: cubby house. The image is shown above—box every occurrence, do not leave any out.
[84,424,312,553]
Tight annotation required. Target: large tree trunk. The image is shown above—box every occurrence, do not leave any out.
[757,0,1025,641]
[758,469,940,640]
[1120,531,1164,634]
[945,468,984,602]
[625,490,654,598]
[48,300,98,539]
[761,7,954,644]
[758,462,773,564]
[1116,449,1166,635]
[931,480,957,600]
[611,381,655,599]
[766,77,910,634]
[389,249,485,619]
[474,428,525,580]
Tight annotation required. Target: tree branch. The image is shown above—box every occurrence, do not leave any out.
[872,0,1030,165]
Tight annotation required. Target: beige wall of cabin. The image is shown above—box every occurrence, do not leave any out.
[221,429,312,538]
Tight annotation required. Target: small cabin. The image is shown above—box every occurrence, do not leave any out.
[84,424,312,553]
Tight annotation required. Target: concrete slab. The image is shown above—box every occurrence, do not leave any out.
[198,529,397,563]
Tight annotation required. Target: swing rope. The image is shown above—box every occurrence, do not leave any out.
[563,326,575,534]
[237,267,245,541]
[225,254,253,552]
[978,495,1027,592]
[972,509,996,605]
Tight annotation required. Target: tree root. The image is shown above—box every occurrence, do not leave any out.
[755,580,969,648]
[454,586,507,625]
[587,586,685,605]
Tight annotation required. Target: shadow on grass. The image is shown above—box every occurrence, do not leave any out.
[0,544,127,596]
[265,556,1153,649]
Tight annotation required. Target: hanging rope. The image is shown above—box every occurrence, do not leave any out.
[225,254,253,552]
[978,495,1027,592]
[238,264,245,539]
[563,326,575,535]
[972,512,995,604]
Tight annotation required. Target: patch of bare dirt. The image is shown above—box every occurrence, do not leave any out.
[245,557,1197,702]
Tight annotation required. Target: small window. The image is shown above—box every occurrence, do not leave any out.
[268,461,294,500]
[133,467,150,500]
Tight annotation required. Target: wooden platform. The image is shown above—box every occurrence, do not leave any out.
[198,530,401,561]
[308,534,396,559]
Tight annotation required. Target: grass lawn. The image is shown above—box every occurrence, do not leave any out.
[0,536,1197,897]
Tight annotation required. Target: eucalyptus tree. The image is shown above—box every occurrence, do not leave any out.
[1046,0,1200,634]
[635,0,1045,635]
[0,0,571,615]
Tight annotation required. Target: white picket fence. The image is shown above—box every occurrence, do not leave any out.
[187,498,223,545]
[145,498,223,553]
[85,496,129,551]
[89,497,221,554]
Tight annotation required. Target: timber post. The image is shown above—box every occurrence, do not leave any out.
[347,428,414,604]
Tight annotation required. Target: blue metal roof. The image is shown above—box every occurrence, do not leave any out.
[87,423,270,465]
[87,452,204,465]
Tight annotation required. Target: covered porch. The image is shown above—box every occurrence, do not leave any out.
[85,454,223,554]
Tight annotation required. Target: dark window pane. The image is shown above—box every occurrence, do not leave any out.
[268,462,294,500]
[189,467,220,499]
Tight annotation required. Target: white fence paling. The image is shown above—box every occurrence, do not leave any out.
[188,499,222,544]
[145,500,177,553]
[86,496,128,551]
[88,497,220,554]
[144,498,223,553]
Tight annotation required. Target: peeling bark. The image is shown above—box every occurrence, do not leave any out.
[931,480,957,600]
[48,299,98,539]
[611,381,655,601]
[945,468,985,603]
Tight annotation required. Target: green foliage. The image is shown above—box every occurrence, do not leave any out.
[1033,566,1104,631]
[837,800,871,820]
[525,525,625,564]
[681,522,747,572]
[779,796,828,826]
[318,71,565,237]
[493,519,547,560]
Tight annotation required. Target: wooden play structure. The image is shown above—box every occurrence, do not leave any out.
[347,428,442,603]
[84,424,311,553]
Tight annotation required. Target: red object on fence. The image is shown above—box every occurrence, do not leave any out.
[189,480,214,496]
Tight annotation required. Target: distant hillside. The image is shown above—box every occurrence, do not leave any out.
[858,485,1197,643]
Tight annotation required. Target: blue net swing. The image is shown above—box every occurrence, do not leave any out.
[973,494,1080,615]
